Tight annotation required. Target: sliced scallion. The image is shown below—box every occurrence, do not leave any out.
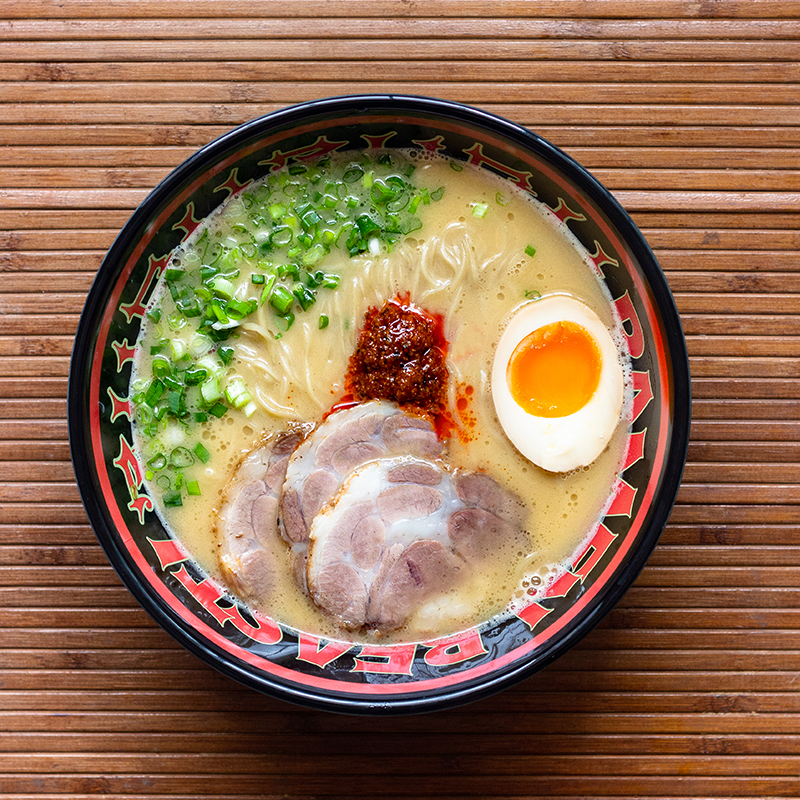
[225,377,253,408]
[193,442,211,463]
[472,203,489,218]
[292,283,316,311]
[170,446,195,468]
[147,453,167,470]
[163,490,183,507]
[152,356,171,378]
[217,346,234,365]
[209,276,235,301]
[207,402,227,418]
[200,376,222,406]
[144,379,165,407]
[270,284,294,316]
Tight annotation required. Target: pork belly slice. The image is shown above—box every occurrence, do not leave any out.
[280,400,443,548]
[215,429,305,601]
[306,456,524,632]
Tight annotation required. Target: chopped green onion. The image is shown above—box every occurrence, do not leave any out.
[147,453,167,470]
[370,180,396,205]
[210,302,229,324]
[194,411,208,423]
[193,442,211,463]
[259,273,277,306]
[200,265,219,282]
[226,298,257,319]
[209,276,235,301]
[318,314,329,329]
[167,312,186,330]
[524,289,541,300]
[170,338,187,361]
[472,203,489,218]
[270,284,294,315]
[152,356,171,378]
[225,377,252,409]
[163,375,182,393]
[270,226,293,247]
[525,244,537,258]
[196,354,221,378]
[300,208,322,230]
[218,346,234,365]
[269,202,287,220]
[163,490,182,507]
[186,480,202,497]
[292,283,316,311]
[146,307,162,323]
[170,446,195,468]
[144,379,165,407]
[208,402,227,418]
[302,243,327,266]
[321,273,340,289]
[278,263,299,279]
[275,312,295,333]
[343,164,364,183]
[200,376,222,405]
[168,390,186,416]
[251,272,266,284]
[184,367,208,385]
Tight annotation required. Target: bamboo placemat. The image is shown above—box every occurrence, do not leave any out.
[2,1,799,797]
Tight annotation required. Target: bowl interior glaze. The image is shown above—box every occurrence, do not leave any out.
[69,95,690,714]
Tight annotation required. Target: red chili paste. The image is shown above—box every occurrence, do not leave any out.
[346,295,448,419]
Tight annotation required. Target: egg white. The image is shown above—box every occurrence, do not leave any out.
[491,293,624,473]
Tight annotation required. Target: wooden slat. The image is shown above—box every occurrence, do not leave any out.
[2,60,800,83]
[3,18,800,40]
[6,0,800,20]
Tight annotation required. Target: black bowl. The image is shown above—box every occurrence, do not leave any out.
[69,95,690,714]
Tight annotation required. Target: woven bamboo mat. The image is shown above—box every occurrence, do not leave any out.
[1,1,800,797]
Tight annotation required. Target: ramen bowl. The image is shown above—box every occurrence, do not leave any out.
[68,95,690,714]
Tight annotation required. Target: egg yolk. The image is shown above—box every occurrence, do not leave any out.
[507,320,602,417]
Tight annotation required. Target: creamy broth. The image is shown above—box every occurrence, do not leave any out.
[131,151,630,642]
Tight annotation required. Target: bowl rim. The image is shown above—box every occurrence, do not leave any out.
[68,93,691,714]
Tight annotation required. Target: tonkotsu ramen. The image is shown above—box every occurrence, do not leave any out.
[129,149,632,643]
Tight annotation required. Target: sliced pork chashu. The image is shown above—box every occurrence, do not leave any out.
[307,455,525,632]
[279,400,443,547]
[215,429,305,601]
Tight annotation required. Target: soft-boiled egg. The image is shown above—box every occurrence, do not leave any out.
[491,293,624,473]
